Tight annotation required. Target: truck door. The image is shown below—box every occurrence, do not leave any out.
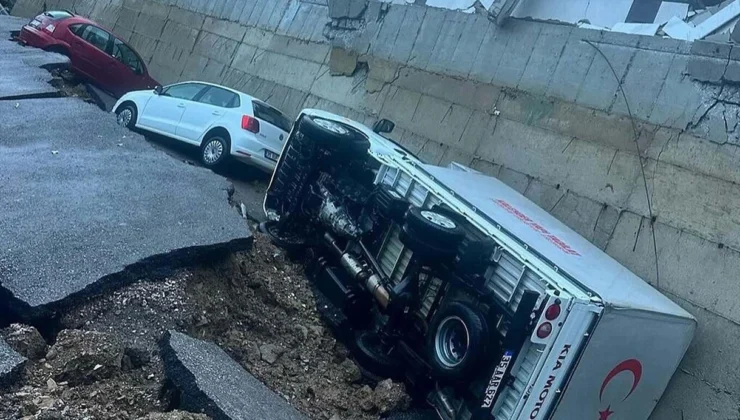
[550,308,695,420]
[499,301,598,420]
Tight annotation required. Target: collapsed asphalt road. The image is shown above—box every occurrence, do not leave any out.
[0,15,66,99]
[0,96,252,317]
[0,18,252,320]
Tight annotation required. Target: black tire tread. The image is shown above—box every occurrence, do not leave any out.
[426,302,487,381]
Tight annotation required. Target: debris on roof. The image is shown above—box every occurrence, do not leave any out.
[487,0,740,43]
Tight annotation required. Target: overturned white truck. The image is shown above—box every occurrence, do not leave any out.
[261,110,696,420]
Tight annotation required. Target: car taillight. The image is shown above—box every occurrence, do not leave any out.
[43,23,56,33]
[545,301,561,320]
[536,322,553,339]
[241,115,259,133]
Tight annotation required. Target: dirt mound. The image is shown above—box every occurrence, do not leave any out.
[0,234,414,420]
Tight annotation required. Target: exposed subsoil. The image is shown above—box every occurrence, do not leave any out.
[0,234,412,420]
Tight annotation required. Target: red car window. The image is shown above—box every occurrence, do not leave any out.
[80,25,110,52]
[69,23,85,37]
[112,39,143,74]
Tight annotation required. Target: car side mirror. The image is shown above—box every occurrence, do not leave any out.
[154,85,163,95]
[373,118,395,134]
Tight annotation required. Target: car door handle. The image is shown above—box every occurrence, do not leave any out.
[212,111,222,116]
[177,103,186,108]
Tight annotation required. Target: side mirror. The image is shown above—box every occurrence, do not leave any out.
[372,118,395,134]
[154,85,163,95]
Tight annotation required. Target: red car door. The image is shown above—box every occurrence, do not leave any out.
[110,38,153,97]
[67,24,118,93]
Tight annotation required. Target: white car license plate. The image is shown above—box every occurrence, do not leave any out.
[265,150,279,161]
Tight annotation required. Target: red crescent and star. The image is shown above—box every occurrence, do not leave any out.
[597,359,643,419]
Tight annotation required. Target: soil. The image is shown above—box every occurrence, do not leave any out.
[0,234,413,420]
[48,68,97,105]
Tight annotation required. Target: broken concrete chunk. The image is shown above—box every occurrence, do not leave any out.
[373,379,411,415]
[46,330,124,385]
[0,337,26,387]
[160,330,306,420]
[329,47,358,76]
[1,323,47,360]
[338,358,362,384]
[259,343,284,364]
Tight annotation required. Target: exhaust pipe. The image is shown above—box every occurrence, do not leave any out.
[324,233,390,308]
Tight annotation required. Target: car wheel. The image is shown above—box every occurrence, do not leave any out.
[427,302,488,381]
[200,135,229,169]
[115,104,137,129]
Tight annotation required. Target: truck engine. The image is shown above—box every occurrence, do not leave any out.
[262,113,543,420]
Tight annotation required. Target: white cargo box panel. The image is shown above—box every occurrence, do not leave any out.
[420,164,693,320]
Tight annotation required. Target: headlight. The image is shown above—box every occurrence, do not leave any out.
[44,24,56,33]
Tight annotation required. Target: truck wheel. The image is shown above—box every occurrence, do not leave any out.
[298,115,369,156]
[405,207,465,244]
[353,331,402,379]
[400,207,464,260]
[259,221,307,252]
[427,302,487,381]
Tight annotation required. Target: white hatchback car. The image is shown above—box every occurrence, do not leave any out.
[112,81,291,172]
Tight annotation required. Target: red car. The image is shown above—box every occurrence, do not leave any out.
[19,11,159,97]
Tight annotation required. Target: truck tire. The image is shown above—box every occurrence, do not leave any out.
[353,331,403,379]
[399,225,458,260]
[405,207,465,245]
[259,220,307,252]
[298,115,369,156]
[400,207,464,260]
[427,302,487,381]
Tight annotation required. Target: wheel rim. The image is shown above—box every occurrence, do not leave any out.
[117,108,132,127]
[203,139,224,165]
[435,316,469,368]
[421,210,456,229]
[314,118,349,135]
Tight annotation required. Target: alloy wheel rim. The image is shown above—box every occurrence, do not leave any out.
[203,139,224,164]
[314,118,349,135]
[117,109,132,127]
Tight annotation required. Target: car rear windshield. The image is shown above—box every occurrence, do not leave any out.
[44,11,74,20]
[252,102,291,132]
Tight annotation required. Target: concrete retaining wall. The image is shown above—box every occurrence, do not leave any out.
[11,0,740,417]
